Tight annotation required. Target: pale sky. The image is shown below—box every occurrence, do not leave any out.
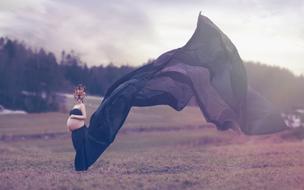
[0,0,303,75]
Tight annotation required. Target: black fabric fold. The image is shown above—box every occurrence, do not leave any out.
[77,13,288,170]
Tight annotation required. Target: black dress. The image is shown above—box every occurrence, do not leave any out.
[69,108,88,171]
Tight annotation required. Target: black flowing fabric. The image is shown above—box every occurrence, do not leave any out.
[81,13,288,170]
[69,109,89,171]
[71,126,88,171]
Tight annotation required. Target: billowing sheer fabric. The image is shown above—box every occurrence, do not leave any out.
[79,14,287,170]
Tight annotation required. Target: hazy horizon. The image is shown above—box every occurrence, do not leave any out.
[0,0,303,75]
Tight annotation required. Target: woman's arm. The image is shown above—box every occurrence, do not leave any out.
[70,114,86,120]
[70,103,87,120]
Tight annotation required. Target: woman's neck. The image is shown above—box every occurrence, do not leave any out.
[74,101,82,107]
[75,100,83,104]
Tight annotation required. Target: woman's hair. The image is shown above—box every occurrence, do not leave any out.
[73,84,86,102]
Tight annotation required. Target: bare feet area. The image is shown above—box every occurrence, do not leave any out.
[0,104,303,190]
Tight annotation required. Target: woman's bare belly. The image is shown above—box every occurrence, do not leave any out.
[66,117,85,131]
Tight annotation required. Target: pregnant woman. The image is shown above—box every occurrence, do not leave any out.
[66,84,88,171]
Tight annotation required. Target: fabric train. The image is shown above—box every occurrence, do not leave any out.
[81,13,288,170]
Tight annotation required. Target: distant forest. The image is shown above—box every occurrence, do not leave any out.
[0,37,135,112]
[0,37,303,113]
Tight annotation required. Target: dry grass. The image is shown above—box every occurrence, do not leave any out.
[0,95,304,190]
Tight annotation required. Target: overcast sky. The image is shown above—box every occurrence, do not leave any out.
[0,0,303,75]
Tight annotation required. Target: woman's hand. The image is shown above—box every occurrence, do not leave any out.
[70,114,86,120]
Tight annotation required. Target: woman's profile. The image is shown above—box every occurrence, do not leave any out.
[66,84,88,171]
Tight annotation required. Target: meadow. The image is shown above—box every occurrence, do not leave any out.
[0,95,304,190]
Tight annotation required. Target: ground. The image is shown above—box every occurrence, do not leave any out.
[0,96,304,190]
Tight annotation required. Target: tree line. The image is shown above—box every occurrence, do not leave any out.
[0,37,303,113]
[245,61,304,112]
[0,37,134,112]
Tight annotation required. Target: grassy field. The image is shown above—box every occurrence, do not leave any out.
[0,95,304,190]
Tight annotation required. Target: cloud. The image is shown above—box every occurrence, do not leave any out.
[0,0,156,65]
[0,0,303,74]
